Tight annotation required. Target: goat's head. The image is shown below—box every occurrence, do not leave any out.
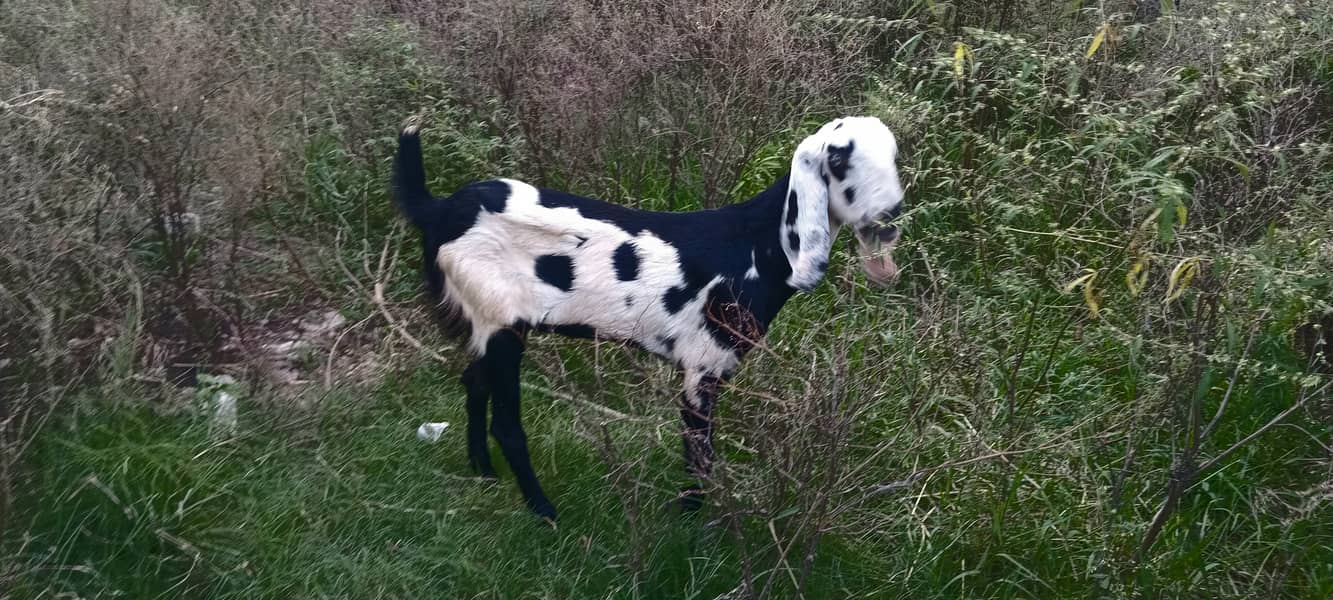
[782,116,905,290]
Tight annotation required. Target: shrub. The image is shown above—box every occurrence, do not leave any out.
[400,0,868,206]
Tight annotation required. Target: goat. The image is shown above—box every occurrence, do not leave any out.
[392,116,905,521]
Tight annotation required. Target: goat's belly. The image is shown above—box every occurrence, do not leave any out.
[540,286,676,348]
[539,283,742,375]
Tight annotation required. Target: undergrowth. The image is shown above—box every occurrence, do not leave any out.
[2,0,1331,598]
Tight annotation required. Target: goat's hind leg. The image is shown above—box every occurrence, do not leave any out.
[460,360,496,478]
[483,329,557,521]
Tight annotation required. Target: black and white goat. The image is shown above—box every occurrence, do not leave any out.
[393,117,905,520]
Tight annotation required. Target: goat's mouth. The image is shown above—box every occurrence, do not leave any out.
[855,223,900,286]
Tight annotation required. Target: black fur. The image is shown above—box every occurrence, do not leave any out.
[613,241,640,281]
[663,264,714,315]
[656,335,676,353]
[827,141,854,180]
[535,254,575,292]
[483,329,556,520]
[702,283,764,355]
[680,375,722,484]
[393,127,837,522]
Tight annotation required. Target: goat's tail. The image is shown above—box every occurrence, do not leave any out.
[393,117,436,228]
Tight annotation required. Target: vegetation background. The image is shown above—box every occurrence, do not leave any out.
[2,0,1330,597]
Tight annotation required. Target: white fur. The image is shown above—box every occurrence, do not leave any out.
[436,180,742,376]
[743,249,760,281]
[782,116,905,290]
[783,135,834,290]
[433,117,903,369]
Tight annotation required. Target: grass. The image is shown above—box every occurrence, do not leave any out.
[8,362,873,598]
[4,0,1333,598]
[9,270,1330,598]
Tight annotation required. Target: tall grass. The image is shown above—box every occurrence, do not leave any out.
[2,0,1331,597]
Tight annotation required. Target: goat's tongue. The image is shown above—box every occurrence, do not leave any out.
[862,254,898,285]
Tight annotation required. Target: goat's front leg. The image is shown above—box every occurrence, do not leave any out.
[679,369,723,512]
[483,329,556,521]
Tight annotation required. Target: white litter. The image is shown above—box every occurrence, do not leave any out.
[196,374,240,439]
[212,391,238,438]
[417,422,450,443]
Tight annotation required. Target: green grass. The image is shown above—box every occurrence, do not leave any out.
[9,275,1330,598]
[6,361,881,598]
[5,1,1333,598]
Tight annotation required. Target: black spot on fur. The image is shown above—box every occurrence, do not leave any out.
[625,295,634,308]
[844,186,856,205]
[543,323,597,339]
[535,255,574,291]
[575,235,588,247]
[785,191,798,226]
[814,258,829,274]
[613,241,640,281]
[827,141,854,180]
[833,121,844,130]
[887,203,903,221]
[664,265,712,314]
[524,320,598,339]
[787,231,800,252]
[656,336,676,353]
[474,180,509,213]
[862,222,900,244]
[703,284,764,355]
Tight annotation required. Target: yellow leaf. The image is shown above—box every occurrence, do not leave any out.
[1064,269,1101,318]
[1086,23,1109,59]
[1165,257,1201,303]
[1063,269,1097,294]
[1083,275,1101,318]
[1139,207,1162,232]
[1126,256,1150,297]
[953,41,968,80]
[1175,200,1187,229]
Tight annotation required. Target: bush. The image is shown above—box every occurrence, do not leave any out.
[2,0,1330,597]
[399,0,867,206]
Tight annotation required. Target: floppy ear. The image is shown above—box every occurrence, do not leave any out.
[781,135,834,291]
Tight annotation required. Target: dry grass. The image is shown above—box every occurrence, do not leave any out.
[2,0,1331,597]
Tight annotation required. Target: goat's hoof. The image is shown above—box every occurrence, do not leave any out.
[529,501,558,523]
[677,486,706,514]
[469,461,498,480]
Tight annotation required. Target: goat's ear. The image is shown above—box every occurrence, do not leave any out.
[781,137,833,291]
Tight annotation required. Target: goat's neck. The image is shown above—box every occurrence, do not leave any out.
[726,172,811,292]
